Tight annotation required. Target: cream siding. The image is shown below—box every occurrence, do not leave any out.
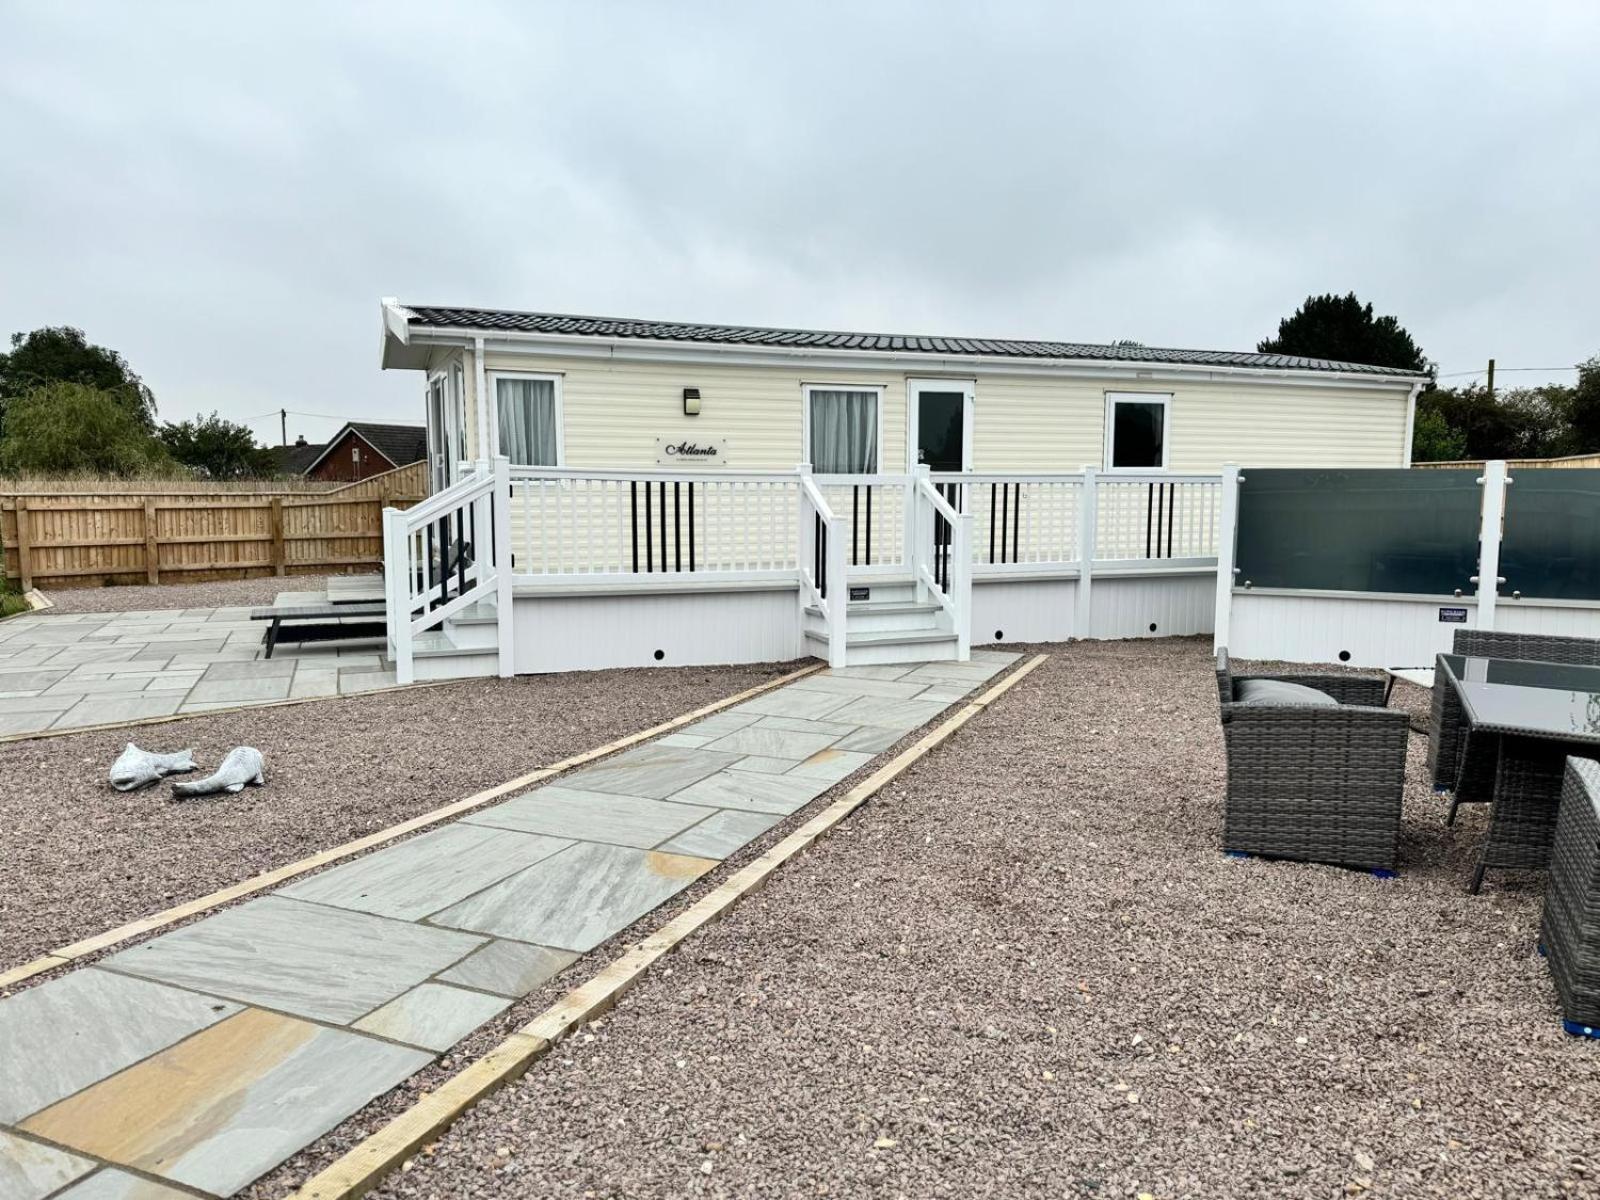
[415,350,1413,473]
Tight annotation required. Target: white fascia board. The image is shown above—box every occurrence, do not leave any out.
[380,298,429,370]
[400,325,1424,394]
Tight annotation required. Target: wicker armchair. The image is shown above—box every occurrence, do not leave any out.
[1430,630,1600,821]
[1541,757,1600,1035]
[1217,648,1410,870]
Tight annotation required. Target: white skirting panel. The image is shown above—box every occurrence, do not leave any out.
[512,586,801,674]
[971,578,1078,645]
[1228,591,1479,668]
[1090,572,1214,640]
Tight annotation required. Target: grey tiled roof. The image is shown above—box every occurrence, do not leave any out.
[403,304,1424,377]
[345,422,427,467]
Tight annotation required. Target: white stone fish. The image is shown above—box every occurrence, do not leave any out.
[171,746,265,798]
[109,743,198,791]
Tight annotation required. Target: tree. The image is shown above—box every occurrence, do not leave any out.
[160,411,275,478]
[1259,292,1433,376]
[0,382,168,475]
[1555,355,1600,455]
[1409,403,1467,463]
[0,326,157,436]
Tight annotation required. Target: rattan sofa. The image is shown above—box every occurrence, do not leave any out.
[1541,756,1600,1035]
[1429,630,1600,823]
[1217,648,1410,871]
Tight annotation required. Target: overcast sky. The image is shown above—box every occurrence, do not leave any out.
[2,2,1596,446]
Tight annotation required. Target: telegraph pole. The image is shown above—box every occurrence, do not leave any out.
[1486,358,1496,401]
[280,408,287,447]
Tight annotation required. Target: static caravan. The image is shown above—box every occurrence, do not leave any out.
[375,300,1426,681]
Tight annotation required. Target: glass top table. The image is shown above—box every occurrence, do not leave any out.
[1440,654,1600,743]
[1439,653,1600,892]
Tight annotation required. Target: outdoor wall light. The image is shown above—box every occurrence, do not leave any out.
[682,387,701,416]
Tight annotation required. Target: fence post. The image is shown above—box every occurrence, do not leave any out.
[143,499,160,585]
[15,498,33,593]
[912,465,932,605]
[1474,459,1508,631]
[1212,463,1241,652]
[383,507,414,685]
[827,511,849,669]
[795,463,813,659]
[1074,466,1097,639]
[269,497,286,577]
[492,456,515,678]
[953,506,973,660]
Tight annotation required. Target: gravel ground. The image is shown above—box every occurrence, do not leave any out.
[322,638,1596,1200]
[0,661,791,970]
[35,572,359,613]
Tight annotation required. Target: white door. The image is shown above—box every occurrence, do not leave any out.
[425,376,449,494]
[908,379,974,473]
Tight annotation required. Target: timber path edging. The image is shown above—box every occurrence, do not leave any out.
[285,653,1047,1200]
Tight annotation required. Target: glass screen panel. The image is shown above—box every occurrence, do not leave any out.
[1235,468,1481,594]
[1499,469,1600,601]
[916,391,965,472]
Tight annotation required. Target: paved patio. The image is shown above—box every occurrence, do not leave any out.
[0,607,397,738]
[0,650,1017,1199]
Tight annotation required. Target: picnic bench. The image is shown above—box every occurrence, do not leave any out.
[250,602,387,658]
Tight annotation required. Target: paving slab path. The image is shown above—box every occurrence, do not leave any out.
[0,607,398,738]
[0,650,1018,1199]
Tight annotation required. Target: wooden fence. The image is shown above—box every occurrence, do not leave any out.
[1,461,427,590]
[1414,453,1600,470]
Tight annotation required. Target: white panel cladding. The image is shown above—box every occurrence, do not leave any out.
[1090,572,1215,640]
[971,578,1079,645]
[510,586,801,674]
[1490,601,1600,638]
[478,349,1413,475]
[1228,591,1478,668]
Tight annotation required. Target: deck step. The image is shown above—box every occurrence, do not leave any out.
[387,630,500,680]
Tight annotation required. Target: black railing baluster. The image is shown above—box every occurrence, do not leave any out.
[644,481,653,572]
[1165,483,1175,558]
[658,481,667,575]
[1012,482,1021,565]
[1145,483,1155,559]
[673,481,681,572]
[989,482,998,564]
[998,482,1009,565]
[630,481,639,573]
[852,485,860,567]
[687,482,695,572]
[456,509,466,596]
[865,484,872,565]
[1154,483,1166,559]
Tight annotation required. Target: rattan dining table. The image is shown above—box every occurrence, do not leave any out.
[1440,653,1600,893]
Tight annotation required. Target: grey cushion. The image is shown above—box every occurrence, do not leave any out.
[1233,678,1339,708]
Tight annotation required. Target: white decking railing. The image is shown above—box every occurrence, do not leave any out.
[382,458,512,684]
[384,464,1222,677]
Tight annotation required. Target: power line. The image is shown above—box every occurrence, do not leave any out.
[1437,365,1580,379]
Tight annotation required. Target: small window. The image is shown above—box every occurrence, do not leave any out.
[495,375,561,466]
[451,364,467,463]
[806,386,880,474]
[1105,393,1170,470]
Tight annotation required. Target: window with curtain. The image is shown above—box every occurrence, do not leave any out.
[807,388,879,473]
[496,376,559,466]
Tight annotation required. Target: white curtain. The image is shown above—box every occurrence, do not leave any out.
[497,378,558,466]
[809,389,878,474]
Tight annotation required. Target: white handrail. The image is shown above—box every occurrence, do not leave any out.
[510,464,801,484]
[916,476,961,524]
[384,457,514,685]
